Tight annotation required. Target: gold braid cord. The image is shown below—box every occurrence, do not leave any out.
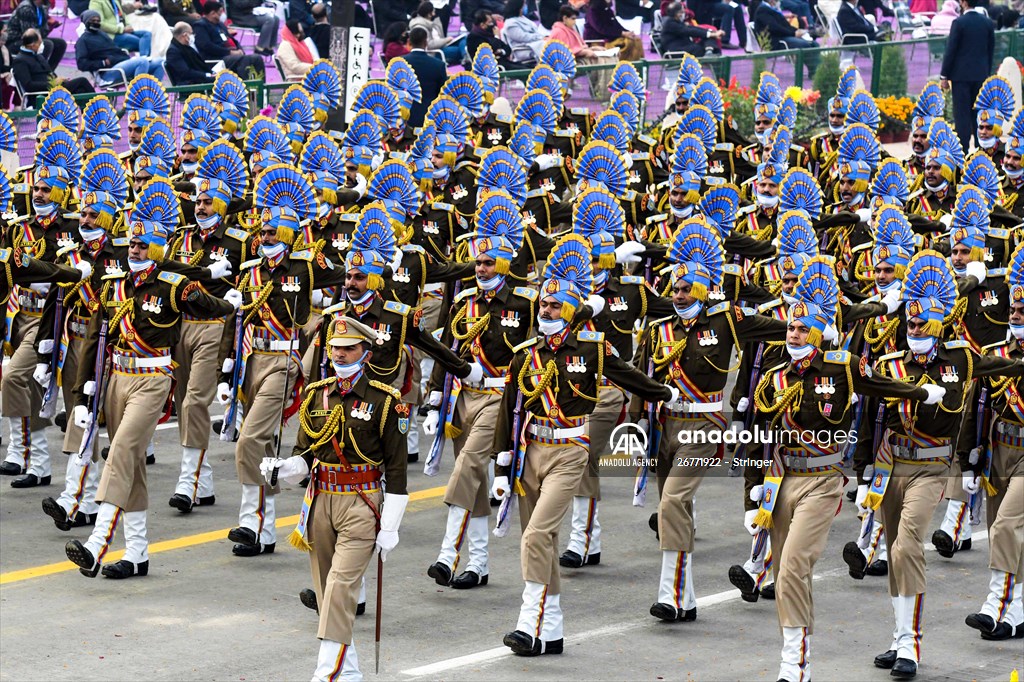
[944,297,967,332]
[990,374,1013,400]
[653,329,687,370]
[754,372,804,428]
[108,298,134,330]
[518,357,558,408]
[451,305,491,344]
[299,388,346,449]
[865,316,900,353]
[241,280,274,326]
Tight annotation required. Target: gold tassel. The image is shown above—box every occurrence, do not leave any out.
[148,243,165,262]
[863,491,884,510]
[752,508,773,529]
[980,474,998,497]
[442,151,456,167]
[367,273,384,290]
[923,319,943,337]
[96,213,113,231]
[560,301,577,322]
[689,281,707,301]
[291,140,303,156]
[598,253,616,270]
[971,246,986,262]
[276,226,295,246]
[806,327,822,347]
[685,189,700,205]
[322,188,338,206]
[288,528,312,552]
[444,423,463,439]
[224,120,237,134]
[495,258,510,275]
[314,109,327,124]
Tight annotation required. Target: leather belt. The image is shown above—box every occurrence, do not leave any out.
[316,466,382,487]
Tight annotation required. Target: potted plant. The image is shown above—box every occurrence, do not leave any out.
[876,95,914,143]
[720,77,757,140]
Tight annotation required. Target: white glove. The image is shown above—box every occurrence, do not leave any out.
[968,446,981,465]
[665,386,681,407]
[74,260,93,281]
[83,380,96,397]
[962,473,980,495]
[636,417,649,434]
[922,384,946,405]
[217,382,231,405]
[259,455,309,485]
[496,450,512,466]
[422,409,440,435]
[29,282,50,295]
[743,508,759,535]
[939,214,953,228]
[882,286,902,314]
[206,256,231,279]
[586,294,606,317]
[823,324,839,343]
[965,260,986,282]
[32,363,50,388]
[427,390,443,407]
[222,358,234,374]
[855,207,872,224]
[375,493,408,561]
[73,404,92,430]
[737,397,750,413]
[855,484,870,514]
[860,465,874,483]
[223,288,243,310]
[390,248,404,274]
[351,172,368,199]
[534,153,559,172]
[38,339,54,355]
[311,289,326,308]
[749,484,764,503]
[614,241,645,265]
[491,475,510,501]
[464,361,484,386]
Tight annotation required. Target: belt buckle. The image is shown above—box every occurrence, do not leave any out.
[788,455,808,470]
[534,425,553,439]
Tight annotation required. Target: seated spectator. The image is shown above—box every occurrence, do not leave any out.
[76,9,166,82]
[466,8,532,67]
[193,1,266,77]
[858,0,894,20]
[166,20,214,83]
[159,0,202,26]
[501,0,548,59]
[307,2,330,56]
[0,21,16,109]
[584,0,644,60]
[410,2,465,64]
[548,3,598,58]
[5,0,67,70]
[690,0,746,49]
[226,0,280,56]
[382,21,411,63]
[927,0,959,33]
[88,0,154,55]
[754,0,818,75]
[659,1,722,54]
[910,0,936,12]
[12,28,94,103]
[276,19,317,79]
[836,0,891,41]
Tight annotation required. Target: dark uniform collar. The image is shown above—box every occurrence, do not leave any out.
[788,348,822,376]
[476,280,511,304]
[331,371,370,398]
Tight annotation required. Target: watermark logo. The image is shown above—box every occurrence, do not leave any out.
[610,422,648,458]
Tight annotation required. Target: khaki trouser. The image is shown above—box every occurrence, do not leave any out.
[577,387,625,500]
[880,461,948,596]
[236,352,298,488]
[173,319,227,450]
[943,458,969,504]
[658,418,720,553]
[300,313,322,382]
[95,371,172,512]
[769,473,843,634]
[2,314,48,429]
[518,440,589,593]
[444,388,501,517]
[60,326,86,454]
[309,489,382,644]
[987,439,1024,576]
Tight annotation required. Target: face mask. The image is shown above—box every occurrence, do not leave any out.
[36,43,45,54]
[432,166,450,181]
[754,130,768,145]
[86,22,100,31]
[537,315,567,336]
[786,343,815,362]
[196,213,221,230]
[782,291,798,306]
[79,226,105,243]
[477,273,503,291]
[129,141,141,152]
[950,260,966,277]
[333,350,368,380]
[877,278,901,294]
[979,135,998,149]
[907,335,936,355]
[181,160,198,174]
[673,300,702,319]
[260,242,288,261]
[846,192,865,207]
[219,11,227,23]
[924,179,948,193]
[593,269,609,290]
[755,192,779,208]
[670,204,693,219]
[828,123,845,136]
[34,201,57,217]
[188,35,196,48]
[1004,166,1023,180]
[128,257,154,270]
[1010,323,1024,340]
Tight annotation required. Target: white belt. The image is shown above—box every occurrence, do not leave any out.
[253,337,295,352]
[528,424,586,440]
[69,320,87,337]
[112,353,173,369]
[892,443,952,460]
[17,294,44,311]
[482,377,505,388]
[423,283,443,294]
[781,452,843,470]
[996,420,1024,438]
[666,400,723,414]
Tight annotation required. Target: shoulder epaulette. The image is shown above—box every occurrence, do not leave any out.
[384,300,411,315]
[981,339,1010,354]
[646,213,668,224]
[240,258,261,270]
[622,189,638,201]
[765,360,789,375]
[512,337,539,352]
[739,306,756,316]
[306,377,336,392]
[225,227,248,242]
[988,268,1007,277]
[112,237,131,248]
[338,212,359,222]
[454,160,478,173]
[757,299,784,314]
[862,294,881,303]
[494,113,512,124]
[850,242,871,254]
[157,271,186,286]
[715,143,734,152]
[0,248,10,263]
[630,151,648,161]
[431,201,454,212]
[824,350,851,364]
[651,314,675,328]
[554,129,575,138]
[879,351,906,362]
[722,263,742,276]
[570,107,590,116]
[989,228,1010,239]
[369,379,402,400]
[620,275,643,285]
[401,243,425,254]
[704,176,726,186]
[455,287,477,301]
[431,327,443,341]
[637,134,655,146]
[577,330,604,342]
[706,301,730,315]
[738,204,757,215]
[290,249,315,261]
[526,188,549,198]
[944,340,970,349]
[513,286,538,301]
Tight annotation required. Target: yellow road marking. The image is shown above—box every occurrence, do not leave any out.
[0,485,446,586]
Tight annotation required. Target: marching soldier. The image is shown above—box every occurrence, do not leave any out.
[1001,109,1024,219]
[64,214,238,579]
[491,235,674,656]
[905,83,944,179]
[973,76,1015,167]
[261,316,410,681]
[906,121,962,222]
[809,66,857,178]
